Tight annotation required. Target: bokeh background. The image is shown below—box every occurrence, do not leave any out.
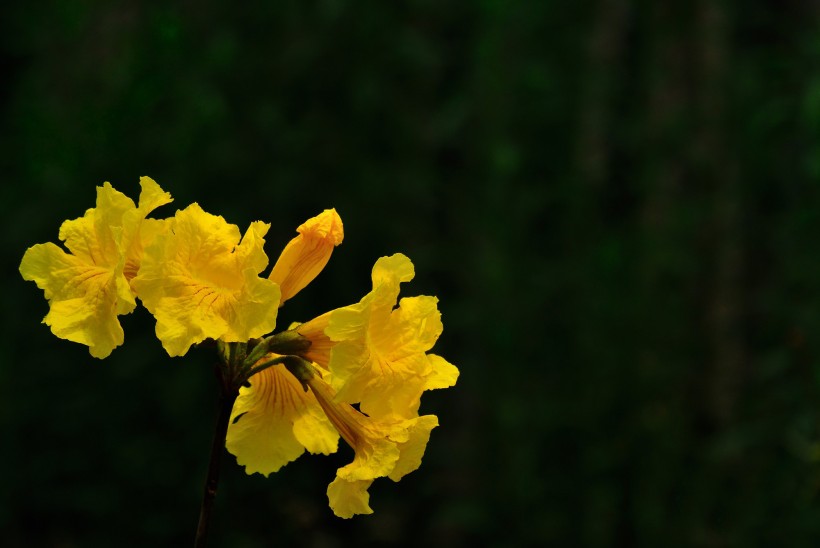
[3,1,820,546]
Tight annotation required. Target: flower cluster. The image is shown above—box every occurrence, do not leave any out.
[19,178,458,517]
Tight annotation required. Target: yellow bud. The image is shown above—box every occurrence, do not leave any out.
[269,209,343,304]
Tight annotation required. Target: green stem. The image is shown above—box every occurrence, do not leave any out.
[242,330,311,371]
[194,369,238,548]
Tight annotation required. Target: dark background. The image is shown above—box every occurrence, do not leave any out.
[3,1,820,546]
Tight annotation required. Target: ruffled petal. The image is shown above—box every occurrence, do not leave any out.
[370,254,414,302]
[121,177,174,280]
[327,478,374,518]
[387,414,438,481]
[136,176,173,213]
[235,221,272,274]
[58,182,133,267]
[329,341,427,418]
[227,363,338,476]
[382,296,443,356]
[424,354,460,390]
[222,268,281,343]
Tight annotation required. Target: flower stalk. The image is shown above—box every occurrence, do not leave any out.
[195,340,313,546]
[194,362,240,548]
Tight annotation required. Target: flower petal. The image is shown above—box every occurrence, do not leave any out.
[136,176,173,213]
[227,363,338,476]
[327,478,373,518]
[387,414,438,481]
[121,177,174,280]
[424,354,460,390]
[58,183,133,267]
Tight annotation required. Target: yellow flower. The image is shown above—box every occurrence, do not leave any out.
[132,203,281,357]
[226,354,339,475]
[306,372,439,518]
[297,253,459,418]
[19,177,172,358]
[226,355,438,518]
[268,208,343,304]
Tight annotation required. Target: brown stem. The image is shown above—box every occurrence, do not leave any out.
[194,368,238,548]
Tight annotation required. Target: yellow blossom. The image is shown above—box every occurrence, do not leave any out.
[298,253,459,418]
[269,208,343,304]
[306,372,439,518]
[226,355,339,475]
[132,203,281,356]
[19,177,172,358]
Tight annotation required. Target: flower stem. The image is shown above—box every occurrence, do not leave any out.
[194,367,238,548]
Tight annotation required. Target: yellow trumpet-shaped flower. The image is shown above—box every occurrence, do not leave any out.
[296,253,459,418]
[132,204,281,357]
[226,355,339,476]
[269,208,343,304]
[19,177,172,358]
[305,372,439,518]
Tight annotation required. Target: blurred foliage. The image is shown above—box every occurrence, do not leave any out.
[2,0,820,546]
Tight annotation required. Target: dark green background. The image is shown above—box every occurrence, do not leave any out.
[3,1,820,546]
